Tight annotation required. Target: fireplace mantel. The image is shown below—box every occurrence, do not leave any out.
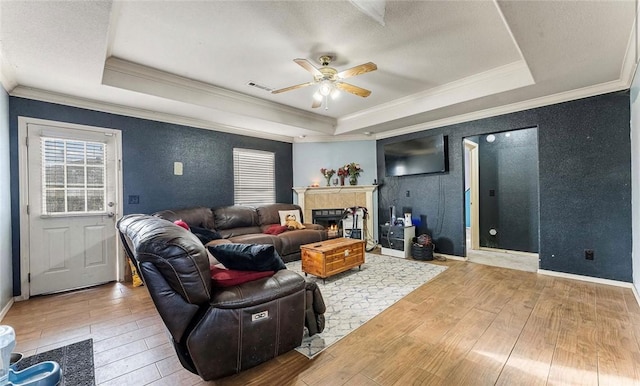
[293,185,378,238]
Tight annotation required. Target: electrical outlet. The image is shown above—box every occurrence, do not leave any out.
[406,190,410,197]
[585,249,594,260]
[128,195,140,204]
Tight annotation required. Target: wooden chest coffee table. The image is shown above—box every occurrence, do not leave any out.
[300,237,365,280]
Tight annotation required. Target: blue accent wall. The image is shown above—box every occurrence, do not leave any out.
[9,97,293,296]
[377,91,631,282]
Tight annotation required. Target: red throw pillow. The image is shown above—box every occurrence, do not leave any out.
[173,219,190,231]
[210,266,274,287]
[264,224,287,235]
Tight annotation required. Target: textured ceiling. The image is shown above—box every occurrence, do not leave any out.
[0,1,637,142]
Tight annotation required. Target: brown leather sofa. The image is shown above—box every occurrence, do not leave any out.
[117,213,325,381]
[153,203,327,262]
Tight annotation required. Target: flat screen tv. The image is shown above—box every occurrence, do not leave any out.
[384,134,448,177]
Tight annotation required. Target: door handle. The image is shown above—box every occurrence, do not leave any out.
[107,202,115,207]
[107,212,115,218]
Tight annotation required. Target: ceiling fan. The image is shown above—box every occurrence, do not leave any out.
[271,55,377,109]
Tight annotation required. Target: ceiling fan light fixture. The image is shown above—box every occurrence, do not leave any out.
[319,80,333,96]
[271,56,376,110]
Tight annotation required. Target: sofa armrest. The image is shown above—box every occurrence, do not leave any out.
[210,270,305,309]
[303,223,324,231]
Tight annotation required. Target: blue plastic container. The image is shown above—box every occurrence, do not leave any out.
[7,361,61,386]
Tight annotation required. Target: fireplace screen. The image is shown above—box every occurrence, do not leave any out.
[312,208,344,238]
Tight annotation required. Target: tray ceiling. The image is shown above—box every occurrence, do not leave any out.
[0,1,636,142]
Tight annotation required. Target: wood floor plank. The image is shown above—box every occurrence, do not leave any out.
[94,342,174,384]
[597,344,640,386]
[98,363,161,386]
[417,307,496,379]
[3,261,640,385]
[547,328,598,386]
[146,368,204,386]
[360,335,432,385]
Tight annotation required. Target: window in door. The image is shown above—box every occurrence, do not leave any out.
[41,137,107,214]
[233,148,275,206]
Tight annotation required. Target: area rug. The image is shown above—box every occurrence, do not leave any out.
[287,253,447,358]
[14,339,95,386]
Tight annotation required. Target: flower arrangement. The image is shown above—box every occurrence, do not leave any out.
[344,162,363,178]
[320,168,335,186]
[342,162,363,185]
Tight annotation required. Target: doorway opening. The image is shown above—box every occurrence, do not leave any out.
[18,117,124,299]
[463,128,540,272]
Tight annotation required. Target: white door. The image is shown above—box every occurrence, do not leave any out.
[27,123,119,295]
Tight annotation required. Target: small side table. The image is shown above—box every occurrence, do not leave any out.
[380,225,415,258]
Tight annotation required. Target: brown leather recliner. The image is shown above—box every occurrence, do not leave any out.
[117,214,324,381]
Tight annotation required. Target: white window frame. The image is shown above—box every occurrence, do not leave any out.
[233,148,276,206]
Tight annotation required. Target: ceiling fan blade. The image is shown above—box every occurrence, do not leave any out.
[294,58,323,77]
[271,82,315,94]
[337,62,377,79]
[311,99,322,108]
[335,82,372,98]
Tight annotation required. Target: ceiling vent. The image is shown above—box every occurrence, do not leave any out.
[246,81,273,92]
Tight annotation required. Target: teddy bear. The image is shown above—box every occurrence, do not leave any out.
[285,214,306,230]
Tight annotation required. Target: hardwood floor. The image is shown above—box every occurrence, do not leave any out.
[4,259,640,385]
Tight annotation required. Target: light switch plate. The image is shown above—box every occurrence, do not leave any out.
[174,162,183,175]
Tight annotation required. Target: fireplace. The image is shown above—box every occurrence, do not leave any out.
[312,208,344,238]
[294,185,378,242]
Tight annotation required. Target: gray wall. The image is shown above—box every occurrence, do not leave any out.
[0,86,11,314]
[9,97,294,296]
[478,128,539,252]
[377,91,631,282]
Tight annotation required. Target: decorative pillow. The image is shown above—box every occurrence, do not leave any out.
[190,226,223,244]
[173,219,190,231]
[210,266,274,287]
[264,224,288,235]
[278,210,302,226]
[207,243,287,272]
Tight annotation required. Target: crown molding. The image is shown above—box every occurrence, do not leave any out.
[10,86,295,143]
[335,60,535,134]
[376,78,629,140]
[102,57,336,135]
[293,133,375,143]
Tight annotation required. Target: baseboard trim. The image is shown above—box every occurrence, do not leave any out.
[537,269,634,289]
[539,269,640,309]
[436,253,467,262]
[632,284,640,309]
[0,298,14,322]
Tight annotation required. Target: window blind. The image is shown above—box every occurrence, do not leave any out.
[41,137,107,214]
[233,148,275,206]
